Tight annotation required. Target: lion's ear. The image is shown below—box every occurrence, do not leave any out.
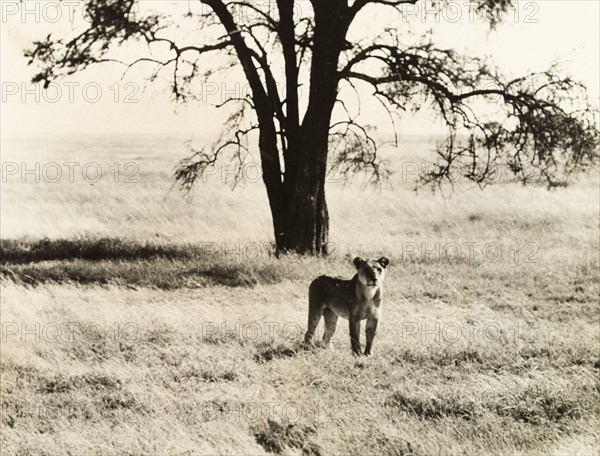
[377,256,390,269]
[353,256,365,270]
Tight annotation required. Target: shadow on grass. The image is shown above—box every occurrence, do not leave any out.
[0,237,302,288]
[385,382,596,425]
[253,419,321,456]
[1,238,206,263]
[253,342,303,363]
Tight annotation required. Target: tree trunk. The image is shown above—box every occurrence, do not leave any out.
[258,101,331,255]
[260,137,329,255]
[262,0,348,255]
[257,127,286,252]
[280,130,330,255]
[260,118,331,255]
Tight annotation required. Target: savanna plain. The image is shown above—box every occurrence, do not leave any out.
[1,134,599,455]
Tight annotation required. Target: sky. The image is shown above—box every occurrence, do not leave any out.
[1,0,599,139]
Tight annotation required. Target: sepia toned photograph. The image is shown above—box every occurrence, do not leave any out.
[1,0,599,454]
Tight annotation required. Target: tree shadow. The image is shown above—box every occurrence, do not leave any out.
[0,237,291,288]
[0,237,200,264]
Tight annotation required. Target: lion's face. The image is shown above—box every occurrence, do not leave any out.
[353,256,390,287]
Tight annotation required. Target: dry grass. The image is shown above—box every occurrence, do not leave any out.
[1,135,599,455]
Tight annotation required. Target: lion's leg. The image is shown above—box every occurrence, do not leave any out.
[349,317,362,356]
[322,308,338,349]
[364,317,379,356]
[304,299,323,346]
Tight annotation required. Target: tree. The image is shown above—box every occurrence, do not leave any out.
[27,0,599,254]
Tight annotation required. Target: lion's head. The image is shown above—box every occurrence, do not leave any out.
[353,256,390,287]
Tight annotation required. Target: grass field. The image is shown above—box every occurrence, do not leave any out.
[1,134,599,455]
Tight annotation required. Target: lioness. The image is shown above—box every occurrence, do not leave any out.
[304,256,390,356]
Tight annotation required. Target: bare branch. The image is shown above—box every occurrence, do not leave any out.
[339,36,599,187]
[174,102,259,193]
